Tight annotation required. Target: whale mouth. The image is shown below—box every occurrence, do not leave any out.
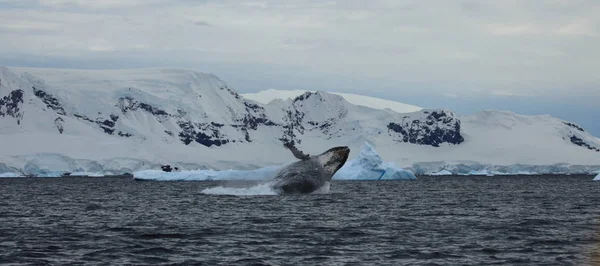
[332,146,350,174]
[340,147,350,161]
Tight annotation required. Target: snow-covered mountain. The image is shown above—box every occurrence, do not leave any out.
[241,89,423,114]
[1,67,599,176]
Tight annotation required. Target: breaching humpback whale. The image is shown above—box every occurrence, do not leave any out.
[270,143,350,194]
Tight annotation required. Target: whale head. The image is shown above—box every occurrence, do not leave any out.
[317,146,350,177]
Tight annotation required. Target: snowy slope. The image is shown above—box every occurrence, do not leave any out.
[241,89,423,114]
[1,66,600,176]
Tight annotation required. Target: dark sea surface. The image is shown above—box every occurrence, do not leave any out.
[1,175,600,265]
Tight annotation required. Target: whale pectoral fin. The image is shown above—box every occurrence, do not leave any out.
[284,142,310,160]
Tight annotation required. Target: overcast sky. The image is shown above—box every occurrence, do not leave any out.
[1,0,599,135]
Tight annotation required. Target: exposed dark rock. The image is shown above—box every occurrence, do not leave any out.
[74,113,122,136]
[177,121,229,147]
[279,109,305,145]
[32,87,65,115]
[0,89,24,121]
[100,126,115,135]
[118,131,132,137]
[110,114,119,122]
[176,109,187,118]
[177,121,195,145]
[244,101,263,111]
[570,135,599,152]
[195,131,229,147]
[293,92,313,103]
[319,120,334,133]
[100,119,115,128]
[241,115,277,131]
[387,110,464,147]
[563,122,585,132]
[222,86,241,99]
[161,165,173,172]
[116,96,170,119]
[74,113,94,123]
[165,130,174,137]
[139,103,168,116]
[54,117,64,134]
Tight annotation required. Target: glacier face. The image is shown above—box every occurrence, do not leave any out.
[1,66,600,176]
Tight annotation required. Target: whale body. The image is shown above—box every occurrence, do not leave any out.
[270,144,350,194]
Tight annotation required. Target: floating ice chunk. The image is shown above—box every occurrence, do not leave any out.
[517,171,538,175]
[466,170,494,176]
[426,170,453,176]
[424,169,541,176]
[333,142,416,180]
[36,172,64,177]
[594,172,600,181]
[69,172,105,177]
[133,165,284,181]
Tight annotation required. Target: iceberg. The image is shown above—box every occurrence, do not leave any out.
[594,172,600,181]
[0,172,20,178]
[333,142,416,180]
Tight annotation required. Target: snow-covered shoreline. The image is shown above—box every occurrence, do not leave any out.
[2,66,600,177]
[1,142,599,178]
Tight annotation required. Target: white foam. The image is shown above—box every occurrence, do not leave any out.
[201,183,278,196]
[311,181,331,194]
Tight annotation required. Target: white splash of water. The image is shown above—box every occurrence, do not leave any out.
[311,181,331,194]
[201,183,279,196]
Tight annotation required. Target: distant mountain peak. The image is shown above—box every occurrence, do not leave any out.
[242,89,423,114]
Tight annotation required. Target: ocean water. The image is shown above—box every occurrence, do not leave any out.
[1,175,599,265]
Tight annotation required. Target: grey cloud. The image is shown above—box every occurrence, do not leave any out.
[0,0,598,99]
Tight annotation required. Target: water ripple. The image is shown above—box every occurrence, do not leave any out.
[0,175,599,265]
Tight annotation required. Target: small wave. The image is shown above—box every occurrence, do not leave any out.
[137,233,186,240]
[85,203,103,211]
[201,183,278,196]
